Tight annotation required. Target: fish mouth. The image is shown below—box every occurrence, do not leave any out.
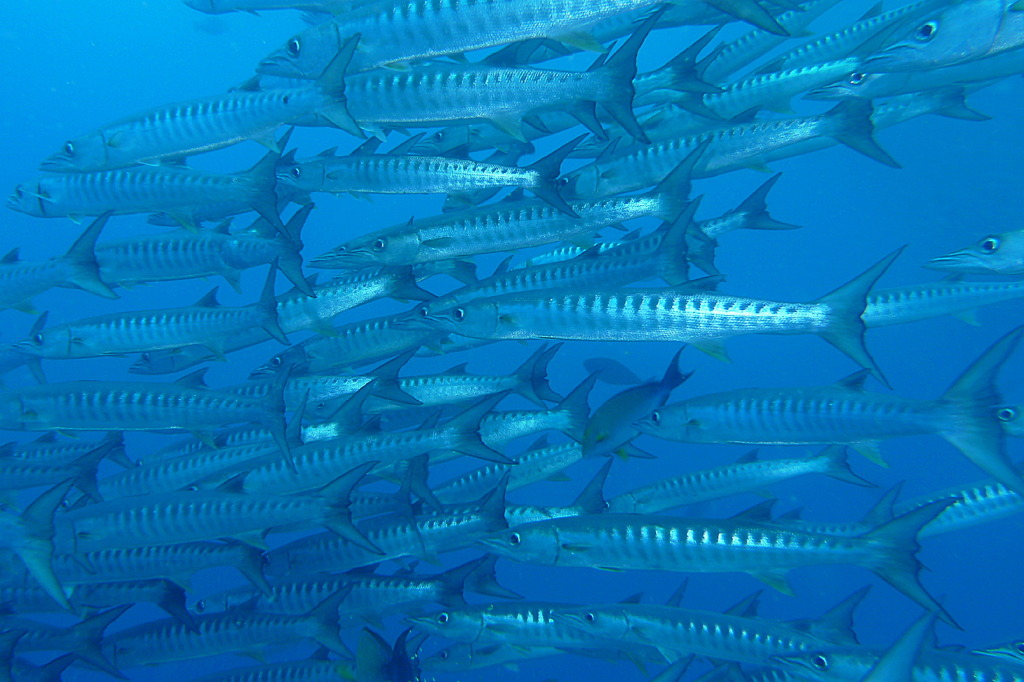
[38,157,74,172]
[863,44,917,71]
[923,251,975,270]
[390,311,437,331]
[257,56,297,78]
[803,85,845,101]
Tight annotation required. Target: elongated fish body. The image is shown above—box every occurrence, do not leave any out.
[258,0,777,80]
[0,579,193,626]
[701,0,843,82]
[312,190,679,270]
[863,280,1024,328]
[9,165,274,222]
[552,602,838,665]
[568,100,896,198]
[896,479,1023,539]
[768,0,935,72]
[52,541,269,593]
[607,446,869,514]
[192,661,355,682]
[184,0,364,14]
[421,643,564,673]
[927,229,1024,275]
[0,380,274,433]
[0,431,127,468]
[435,442,584,505]
[777,646,1024,682]
[869,0,1024,73]
[129,326,277,375]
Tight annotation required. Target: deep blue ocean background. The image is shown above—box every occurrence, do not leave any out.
[1,1,1023,680]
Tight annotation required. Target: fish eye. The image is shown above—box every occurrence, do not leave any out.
[438,650,448,660]
[812,654,830,671]
[186,485,199,492]
[33,333,44,345]
[508,532,521,546]
[194,600,206,613]
[557,177,569,188]
[979,236,1001,253]
[650,410,661,424]
[373,238,386,251]
[848,72,866,85]
[432,131,444,142]
[452,308,465,321]
[286,38,301,57]
[1015,641,1024,654]
[141,352,150,362]
[290,166,302,179]
[64,141,76,157]
[584,612,596,623]
[915,20,938,41]
[419,307,429,318]
[270,357,283,367]
[437,612,449,624]
[997,407,1017,422]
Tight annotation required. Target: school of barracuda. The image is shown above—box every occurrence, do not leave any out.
[0,0,1023,679]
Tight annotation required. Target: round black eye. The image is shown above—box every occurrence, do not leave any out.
[1015,641,1024,654]
[271,357,283,367]
[290,166,302,179]
[286,38,301,56]
[997,407,1017,422]
[58,500,68,509]
[508,532,521,546]
[915,21,937,41]
[437,612,449,624]
[651,411,661,424]
[584,612,596,623]
[33,333,43,344]
[419,307,429,318]
[557,177,569,187]
[848,72,866,85]
[812,655,829,671]
[195,600,206,613]
[64,141,75,156]
[186,485,199,492]
[373,239,386,251]
[980,236,1000,253]
[432,132,444,142]
[141,352,150,362]
[453,308,465,321]
[438,651,448,660]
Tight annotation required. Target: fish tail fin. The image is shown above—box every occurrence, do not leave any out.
[862,498,960,628]
[100,430,132,469]
[19,479,75,611]
[817,445,875,487]
[67,604,132,679]
[226,538,273,595]
[826,100,901,168]
[697,0,789,35]
[356,628,395,682]
[245,143,288,235]
[650,26,723,96]
[465,553,523,600]
[155,580,199,632]
[572,458,612,513]
[594,10,660,144]
[368,350,421,405]
[815,247,903,388]
[476,473,510,532]
[513,343,563,406]
[940,326,1024,497]
[70,441,118,502]
[277,203,316,297]
[258,261,289,345]
[262,363,295,471]
[661,347,691,393]
[319,462,383,555]
[389,266,435,303]
[526,134,586,218]
[932,87,991,121]
[307,587,356,657]
[734,173,802,230]
[557,372,600,442]
[62,210,118,299]
[316,34,362,137]
[447,392,516,464]
[649,152,700,221]
[653,199,697,286]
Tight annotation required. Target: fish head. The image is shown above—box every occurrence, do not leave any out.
[478,526,559,564]
[633,402,690,440]
[866,0,1004,72]
[770,649,872,681]
[925,231,1024,275]
[13,326,76,359]
[6,180,50,217]
[311,232,420,270]
[129,347,209,375]
[406,609,485,642]
[251,345,308,378]
[275,159,325,196]
[805,71,880,101]
[401,299,503,339]
[40,133,109,173]
[996,404,1024,438]
[550,606,632,640]
[257,22,341,80]
[975,639,1024,665]
[414,126,477,156]
[419,643,482,672]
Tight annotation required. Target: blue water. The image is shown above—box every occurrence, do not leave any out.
[1,1,1023,680]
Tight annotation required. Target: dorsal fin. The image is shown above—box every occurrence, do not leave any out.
[194,287,220,308]
[350,137,384,157]
[1,248,19,264]
[729,499,775,522]
[736,449,759,464]
[835,369,872,391]
[666,579,687,607]
[389,133,425,156]
[572,458,612,514]
[174,368,209,389]
[315,147,339,158]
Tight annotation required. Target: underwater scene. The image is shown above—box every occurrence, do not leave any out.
[1,0,1023,680]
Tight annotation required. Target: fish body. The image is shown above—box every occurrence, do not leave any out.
[863,279,1024,327]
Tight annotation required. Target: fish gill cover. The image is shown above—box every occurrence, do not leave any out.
[0,0,1022,681]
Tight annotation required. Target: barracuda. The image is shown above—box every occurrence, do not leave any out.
[895,477,1024,539]
[311,151,695,270]
[412,249,899,385]
[56,462,376,554]
[183,0,365,14]
[607,446,872,514]
[257,0,788,80]
[265,477,508,576]
[481,500,957,624]
[567,100,899,198]
[927,228,1024,276]
[862,279,1024,328]
[0,430,129,468]
[95,203,314,296]
[106,592,350,668]
[8,149,286,232]
[775,644,1024,682]
[1,605,130,677]
[41,45,358,172]
[18,264,287,360]
[0,212,115,311]
[0,441,111,501]
[281,134,584,216]
[637,326,1024,498]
